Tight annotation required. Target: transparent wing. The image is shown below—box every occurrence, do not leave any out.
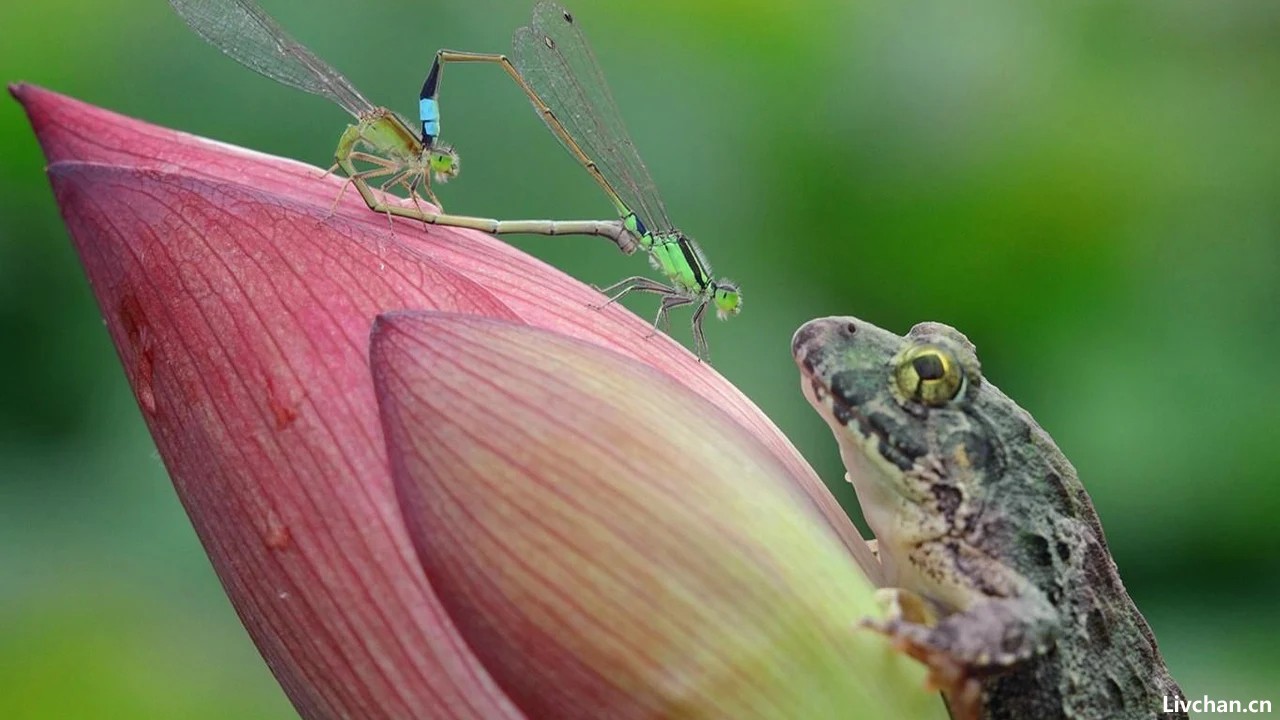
[169,0,375,118]
[512,2,673,232]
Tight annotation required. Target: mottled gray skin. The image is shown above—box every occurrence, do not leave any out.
[792,316,1185,720]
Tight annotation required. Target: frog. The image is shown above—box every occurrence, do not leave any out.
[791,316,1187,720]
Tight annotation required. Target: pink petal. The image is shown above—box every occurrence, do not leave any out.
[13,83,874,576]
[44,157,524,719]
[371,313,941,720]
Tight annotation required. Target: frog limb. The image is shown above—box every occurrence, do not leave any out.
[865,577,1053,720]
[875,538,1059,667]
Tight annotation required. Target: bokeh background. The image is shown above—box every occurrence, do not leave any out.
[2,0,1277,716]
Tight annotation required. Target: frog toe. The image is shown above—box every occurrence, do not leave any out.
[860,616,983,720]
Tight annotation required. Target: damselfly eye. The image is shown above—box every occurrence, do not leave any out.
[894,345,963,406]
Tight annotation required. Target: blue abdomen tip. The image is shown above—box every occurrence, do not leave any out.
[419,98,440,137]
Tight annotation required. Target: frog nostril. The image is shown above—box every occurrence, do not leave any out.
[845,322,857,335]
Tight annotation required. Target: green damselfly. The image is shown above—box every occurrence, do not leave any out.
[423,2,742,359]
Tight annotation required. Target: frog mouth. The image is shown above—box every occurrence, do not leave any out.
[798,364,922,476]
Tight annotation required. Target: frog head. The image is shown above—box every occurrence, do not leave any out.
[793,316,984,469]
[792,317,992,580]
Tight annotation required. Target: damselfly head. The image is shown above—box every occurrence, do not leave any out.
[429,144,460,183]
[711,280,742,319]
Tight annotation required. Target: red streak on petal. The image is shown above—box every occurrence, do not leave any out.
[265,374,301,431]
[264,520,293,552]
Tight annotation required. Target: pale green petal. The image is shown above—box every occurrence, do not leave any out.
[372,312,947,720]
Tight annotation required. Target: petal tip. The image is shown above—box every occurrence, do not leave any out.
[9,81,49,108]
[11,82,63,125]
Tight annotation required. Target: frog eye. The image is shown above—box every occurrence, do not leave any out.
[894,345,964,406]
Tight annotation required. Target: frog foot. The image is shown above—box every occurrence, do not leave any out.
[873,587,939,627]
[861,616,983,720]
[861,615,973,687]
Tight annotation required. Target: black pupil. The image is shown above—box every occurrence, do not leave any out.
[912,354,946,380]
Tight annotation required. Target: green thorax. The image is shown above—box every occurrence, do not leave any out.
[650,234,710,294]
[621,211,712,295]
[350,109,423,162]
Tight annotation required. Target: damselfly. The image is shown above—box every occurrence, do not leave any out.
[423,2,742,359]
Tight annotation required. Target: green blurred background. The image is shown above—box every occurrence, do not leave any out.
[2,0,1277,716]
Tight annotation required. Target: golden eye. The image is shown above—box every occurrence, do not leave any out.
[894,345,963,406]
